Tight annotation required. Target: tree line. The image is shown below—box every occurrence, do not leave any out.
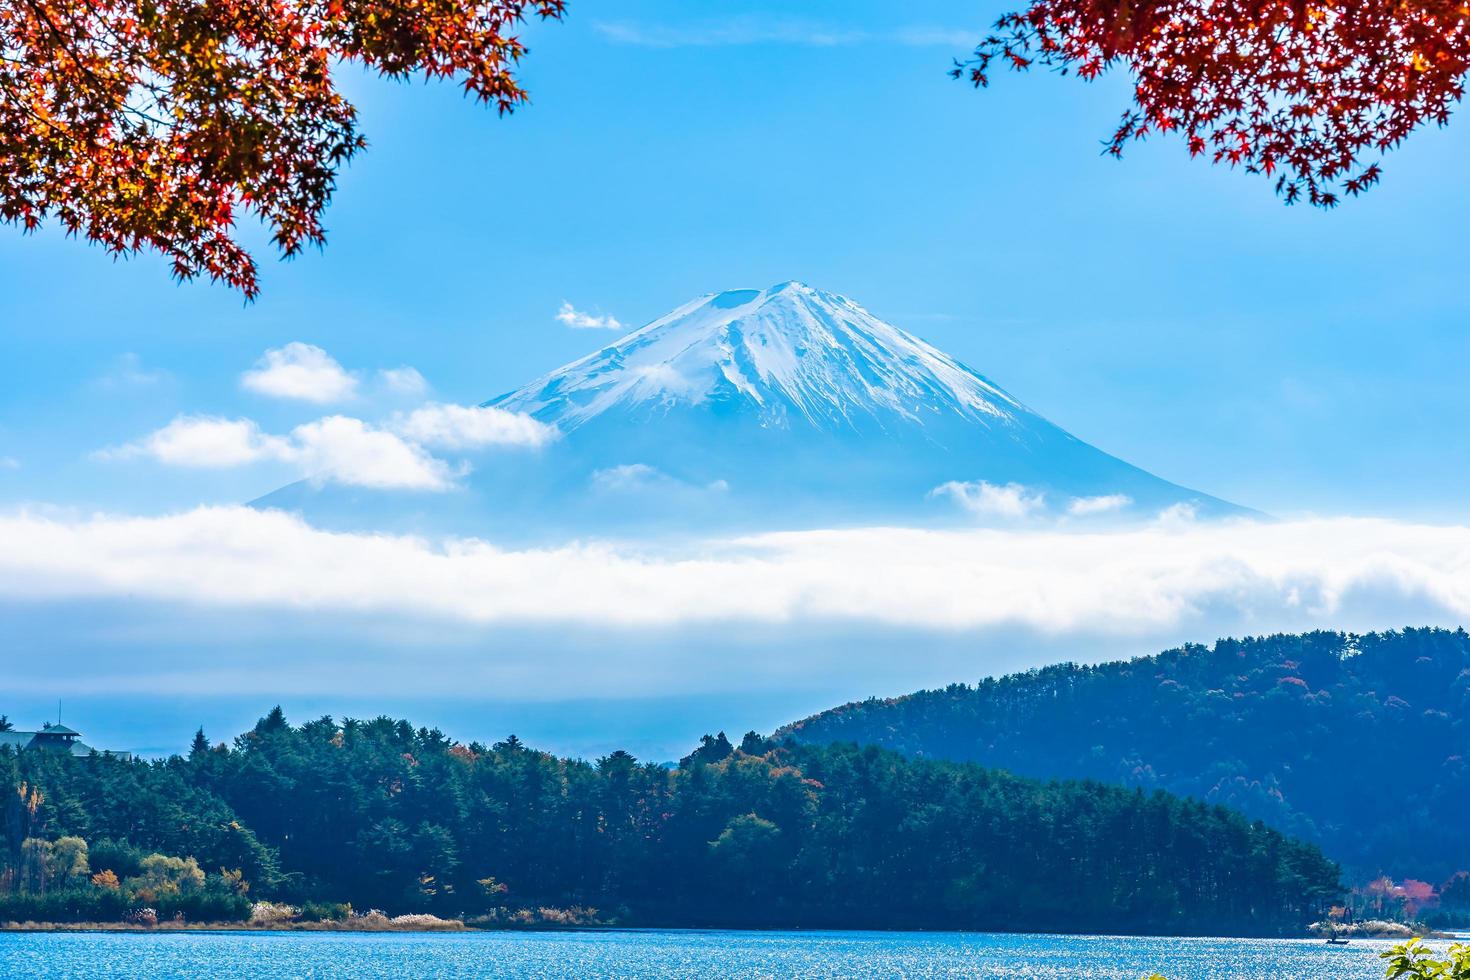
[780,628,1470,886]
[2,710,1340,933]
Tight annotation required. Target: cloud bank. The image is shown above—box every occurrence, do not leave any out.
[1,508,1467,637]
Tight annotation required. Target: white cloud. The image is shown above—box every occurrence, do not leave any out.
[100,414,456,491]
[96,352,171,389]
[590,464,729,496]
[1158,502,1201,526]
[1,512,1469,636]
[290,416,458,491]
[591,463,662,492]
[594,19,975,48]
[1068,494,1133,517]
[97,416,293,468]
[890,27,978,46]
[393,404,556,451]
[0,457,19,470]
[931,480,1047,519]
[629,363,697,395]
[555,302,624,331]
[379,367,429,397]
[241,343,358,403]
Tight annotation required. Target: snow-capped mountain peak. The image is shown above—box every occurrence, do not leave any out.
[258,281,1244,536]
[489,281,1024,433]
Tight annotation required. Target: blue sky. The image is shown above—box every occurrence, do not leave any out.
[2,0,1470,757]
[3,0,1469,517]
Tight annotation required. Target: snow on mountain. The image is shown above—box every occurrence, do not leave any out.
[256,282,1245,537]
[490,281,1023,434]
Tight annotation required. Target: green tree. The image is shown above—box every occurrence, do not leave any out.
[125,854,206,901]
[1442,873,1470,912]
[17,838,51,893]
[1381,941,1470,980]
[780,628,1470,883]
[709,813,782,880]
[47,836,88,887]
[190,728,210,761]
[682,732,734,768]
[2,708,1343,932]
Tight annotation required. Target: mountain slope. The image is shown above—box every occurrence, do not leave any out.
[258,281,1244,536]
[776,627,1470,882]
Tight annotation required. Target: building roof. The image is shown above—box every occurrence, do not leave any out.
[0,726,130,761]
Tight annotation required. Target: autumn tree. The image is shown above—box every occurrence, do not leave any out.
[0,0,564,297]
[956,0,1470,205]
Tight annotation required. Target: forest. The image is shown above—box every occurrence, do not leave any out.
[780,628,1470,886]
[1,710,1340,934]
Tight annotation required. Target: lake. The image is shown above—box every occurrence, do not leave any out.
[0,929,1440,979]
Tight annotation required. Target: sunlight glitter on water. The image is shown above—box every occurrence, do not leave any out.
[0,930,1440,980]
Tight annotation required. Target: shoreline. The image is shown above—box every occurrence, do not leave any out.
[0,922,1449,940]
[0,920,467,934]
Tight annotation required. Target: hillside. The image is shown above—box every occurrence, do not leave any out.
[778,628,1470,883]
[1,710,1337,935]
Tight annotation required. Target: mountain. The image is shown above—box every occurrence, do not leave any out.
[493,281,1032,432]
[258,282,1244,536]
[776,627,1470,884]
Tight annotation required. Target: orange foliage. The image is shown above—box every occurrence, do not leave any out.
[956,0,1470,205]
[0,0,565,297]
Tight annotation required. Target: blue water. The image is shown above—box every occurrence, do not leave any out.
[0,930,1437,979]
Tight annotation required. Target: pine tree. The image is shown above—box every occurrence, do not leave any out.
[257,707,288,735]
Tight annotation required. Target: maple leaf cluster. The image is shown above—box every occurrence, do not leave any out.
[955,0,1470,205]
[0,0,564,297]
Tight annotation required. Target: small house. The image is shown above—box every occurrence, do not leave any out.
[0,723,132,761]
